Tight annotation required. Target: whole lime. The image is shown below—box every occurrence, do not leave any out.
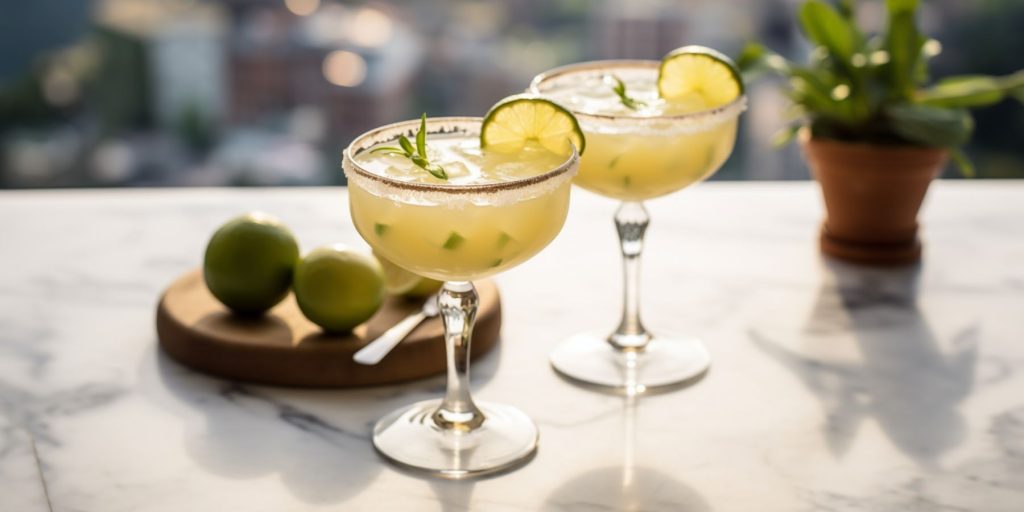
[374,250,421,295]
[203,213,300,315]
[293,245,385,333]
[402,277,444,299]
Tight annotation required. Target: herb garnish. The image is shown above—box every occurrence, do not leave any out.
[608,75,646,110]
[371,113,448,180]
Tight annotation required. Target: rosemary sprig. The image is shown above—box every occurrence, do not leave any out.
[608,75,646,110]
[371,113,448,180]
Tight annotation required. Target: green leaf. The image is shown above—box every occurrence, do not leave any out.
[423,162,448,180]
[798,1,860,61]
[442,232,465,250]
[736,42,768,73]
[886,0,919,12]
[1012,87,1024,104]
[949,148,975,178]
[378,117,449,180]
[409,155,447,179]
[416,113,427,157]
[772,125,802,147]
[916,75,1006,108]
[787,67,859,123]
[886,104,974,147]
[885,0,924,98]
[374,223,389,236]
[398,135,415,156]
[609,75,645,110]
[736,42,795,84]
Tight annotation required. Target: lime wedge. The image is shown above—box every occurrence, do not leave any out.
[373,251,421,295]
[658,46,744,109]
[481,94,586,156]
[402,277,443,299]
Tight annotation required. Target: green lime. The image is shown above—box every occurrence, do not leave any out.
[373,251,420,295]
[481,93,586,156]
[203,212,300,315]
[401,277,443,299]
[658,45,744,108]
[293,245,385,333]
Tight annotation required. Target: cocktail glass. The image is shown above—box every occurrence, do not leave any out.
[343,117,578,477]
[531,60,746,391]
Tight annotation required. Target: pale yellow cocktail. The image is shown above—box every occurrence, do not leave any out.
[532,61,743,200]
[343,114,579,478]
[530,52,746,391]
[346,120,574,282]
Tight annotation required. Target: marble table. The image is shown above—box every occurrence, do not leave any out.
[1,182,1022,512]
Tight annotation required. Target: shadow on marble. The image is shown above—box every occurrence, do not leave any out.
[426,478,477,512]
[543,466,710,512]
[751,257,976,467]
[542,389,710,512]
[142,336,505,506]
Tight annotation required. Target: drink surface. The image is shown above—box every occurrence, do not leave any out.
[347,134,573,281]
[356,136,569,186]
[538,65,739,201]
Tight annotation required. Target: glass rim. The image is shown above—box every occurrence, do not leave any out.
[343,116,579,195]
[528,59,748,124]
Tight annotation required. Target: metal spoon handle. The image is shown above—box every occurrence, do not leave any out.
[353,311,429,365]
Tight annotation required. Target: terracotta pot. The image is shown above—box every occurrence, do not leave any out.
[800,133,947,266]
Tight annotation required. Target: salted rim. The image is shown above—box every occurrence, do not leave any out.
[342,116,579,195]
[529,59,747,129]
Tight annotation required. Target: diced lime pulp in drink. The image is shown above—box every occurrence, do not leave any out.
[349,135,573,281]
[539,68,738,201]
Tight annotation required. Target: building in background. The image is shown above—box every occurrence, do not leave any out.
[0,0,1021,188]
[95,0,228,134]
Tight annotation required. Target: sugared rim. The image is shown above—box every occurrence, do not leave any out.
[528,59,747,125]
[342,116,579,195]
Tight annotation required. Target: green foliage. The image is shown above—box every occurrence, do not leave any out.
[798,1,861,63]
[370,113,448,180]
[885,104,973,147]
[608,75,646,110]
[739,0,1024,175]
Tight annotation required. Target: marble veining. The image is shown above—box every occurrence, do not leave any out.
[0,183,1022,511]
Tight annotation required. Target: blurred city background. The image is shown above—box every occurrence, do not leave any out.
[2,0,1022,188]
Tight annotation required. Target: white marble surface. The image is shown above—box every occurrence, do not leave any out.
[1,182,1023,512]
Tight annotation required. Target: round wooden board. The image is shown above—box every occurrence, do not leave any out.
[156,269,501,388]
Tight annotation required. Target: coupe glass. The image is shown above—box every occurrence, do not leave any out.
[343,117,578,477]
[531,61,746,391]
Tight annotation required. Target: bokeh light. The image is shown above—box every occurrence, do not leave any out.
[347,8,393,48]
[322,50,367,87]
[284,0,320,17]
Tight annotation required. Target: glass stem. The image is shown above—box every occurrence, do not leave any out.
[432,281,485,431]
[608,201,652,351]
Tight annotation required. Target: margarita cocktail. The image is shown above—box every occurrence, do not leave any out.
[531,47,746,390]
[349,132,572,281]
[344,111,579,477]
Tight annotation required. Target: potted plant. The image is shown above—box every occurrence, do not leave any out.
[739,0,1024,265]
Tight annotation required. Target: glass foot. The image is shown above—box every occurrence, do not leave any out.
[372,399,538,478]
[550,332,711,391]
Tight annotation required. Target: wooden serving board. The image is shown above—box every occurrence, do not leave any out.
[156,269,501,388]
